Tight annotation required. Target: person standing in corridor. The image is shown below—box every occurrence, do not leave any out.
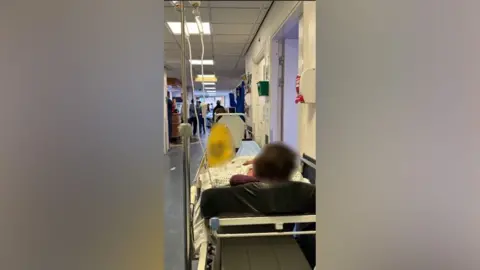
[197,101,206,135]
[188,99,198,136]
[212,100,225,122]
[166,92,173,142]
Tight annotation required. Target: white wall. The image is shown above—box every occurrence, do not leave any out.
[317,1,480,269]
[245,1,316,157]
[246,1,301,147]
[224,93,230,107]
[298,2,316,158]
[282,39,299,150]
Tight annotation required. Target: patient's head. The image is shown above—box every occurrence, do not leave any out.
[253,142,297,181]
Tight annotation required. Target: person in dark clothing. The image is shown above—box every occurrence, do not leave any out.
[212,100,225,122]
[230,142,297,186]
[188,99,197,136]
[214,107,227,122]
[166,93,173,142]
[197,101,206,135]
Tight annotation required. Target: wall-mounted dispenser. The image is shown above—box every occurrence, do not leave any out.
[257,81,269,97]
[299,68,316,104]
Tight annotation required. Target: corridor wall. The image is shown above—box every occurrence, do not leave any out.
[245,1,316,158]
[298,2,316,158]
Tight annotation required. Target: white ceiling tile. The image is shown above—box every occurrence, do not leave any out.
[214,56,241,69]
[214,43,245,55]
[208,1,272,9]
[164,3,267,91]
[213,35,250,44]
[214,55,240,62]
[164,42,179,51]
[191,49,214,59]
[164,53,181,63]
[164,61,181,68]
[187,35,213,45]
[210,8,263,24]
[164,25,177,42]
[164,7,210,22]
[234,57,246,69]
[211,23,254,35]
[164,7,181,22]
[164,34,176,43]
[193,65,216,75]
[212,69,244,78]
[196,7,211,21]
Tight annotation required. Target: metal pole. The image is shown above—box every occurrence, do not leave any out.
[180,3,192,270]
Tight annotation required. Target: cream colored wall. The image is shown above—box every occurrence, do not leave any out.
[246,54,269,146]
[298,2,316,158]
[245,1,300,147]
[245,1,316,158]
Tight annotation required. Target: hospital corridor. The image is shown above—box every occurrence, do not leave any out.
[3,0,480,269]
[164,1,316,269]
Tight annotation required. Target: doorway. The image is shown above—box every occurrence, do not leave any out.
[281,32,299,151]
[271,6,301,151]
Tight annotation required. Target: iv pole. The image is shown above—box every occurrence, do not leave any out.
[177,1,193,269]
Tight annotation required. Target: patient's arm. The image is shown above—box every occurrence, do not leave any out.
[242,159,254,165]
[230,174,259,186]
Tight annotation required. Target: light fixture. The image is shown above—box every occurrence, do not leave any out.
[195,74,217,83]
[166,22,211,35]
[207,91,216,94]
[205,87,216,90]
[202,82,215,86]
[190,59,214,65]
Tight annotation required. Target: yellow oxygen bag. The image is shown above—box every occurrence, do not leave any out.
[206,123,235,167]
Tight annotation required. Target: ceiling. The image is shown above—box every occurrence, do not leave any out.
[164,1,273,93]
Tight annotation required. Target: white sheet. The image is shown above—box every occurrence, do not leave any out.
[192,156,311,253]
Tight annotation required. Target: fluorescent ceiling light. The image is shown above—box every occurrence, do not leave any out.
[205,87,216,90]
[202,82,215,86]
[196,74,216,78]
[207,91,216,93]
[167,22,211,35]
[195,74,217,83]
[190,59,214,65]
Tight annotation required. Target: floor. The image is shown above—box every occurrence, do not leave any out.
[164,132,208,270]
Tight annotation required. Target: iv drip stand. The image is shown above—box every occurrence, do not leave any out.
[179,3,193,270]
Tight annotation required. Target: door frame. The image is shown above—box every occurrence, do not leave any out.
[270,2,303,143]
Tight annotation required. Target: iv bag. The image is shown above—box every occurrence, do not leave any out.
[207,123,235,167]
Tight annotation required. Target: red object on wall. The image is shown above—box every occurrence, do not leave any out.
[295,75,305,104]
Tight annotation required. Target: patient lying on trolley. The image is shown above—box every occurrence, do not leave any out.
[229,142,297,186]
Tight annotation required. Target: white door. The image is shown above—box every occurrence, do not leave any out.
[281,39,299,151]
[277,40,285,142]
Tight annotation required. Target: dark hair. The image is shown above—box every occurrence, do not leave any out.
[216,100,221,105]
[191,99,194,103]
[253,142,297,181]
